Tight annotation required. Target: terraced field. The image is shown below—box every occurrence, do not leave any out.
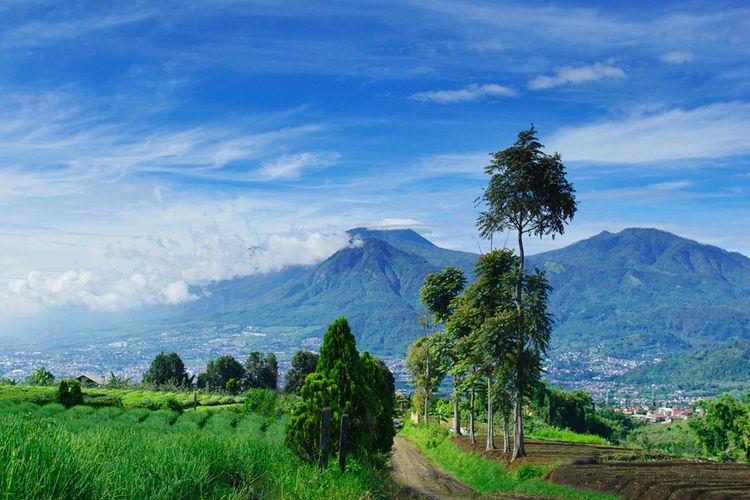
[548,461,750,499]
[453,435,750,499]
[453,435,657,469]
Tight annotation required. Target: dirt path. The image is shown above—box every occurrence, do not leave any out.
[390,436,476,499]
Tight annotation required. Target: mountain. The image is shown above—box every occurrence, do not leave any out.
[183,227,750,361]
[186,230,478,357]
[622,340,750,393]
[14,227,750,377]
[526,228,750,357]
[345,227,477,275]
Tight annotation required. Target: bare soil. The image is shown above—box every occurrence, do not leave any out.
[390,436,477,499]
[548,461,750,499]
[453,435,750,499]
[453,435,639,471]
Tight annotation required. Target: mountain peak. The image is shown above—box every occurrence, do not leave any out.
[346,227,435,247]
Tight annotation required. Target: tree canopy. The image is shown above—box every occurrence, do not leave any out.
[245,352,278,390]
[284,350,319,394]
[142,352,192,387]
[196,355,245,391]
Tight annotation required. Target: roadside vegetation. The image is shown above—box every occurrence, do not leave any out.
[400,421,615,499]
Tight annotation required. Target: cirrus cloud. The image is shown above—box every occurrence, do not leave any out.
[529,61,625,90]
[547,102,750,164]
[410,83,517,104]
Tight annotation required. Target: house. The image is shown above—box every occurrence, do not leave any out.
[75,373,106,387]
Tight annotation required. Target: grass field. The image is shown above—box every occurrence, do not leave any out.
[0,385,244,410]
[0,390,391,499]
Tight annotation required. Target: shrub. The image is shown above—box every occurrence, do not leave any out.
[226,378,240,395]
[515,465,544,481]
[244,388,278,417]
[56,379,83,408]
[164,398,184,413]
[28,367,55,386]
[286,373,339,462]
[133,399,162,411]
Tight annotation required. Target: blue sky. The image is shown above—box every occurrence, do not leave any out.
[0,0,749,315]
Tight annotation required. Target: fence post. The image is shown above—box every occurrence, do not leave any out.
[338,414,350,472]
[194,390,198,411]
[319,407,332,469]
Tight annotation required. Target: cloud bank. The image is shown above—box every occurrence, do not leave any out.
[0,227,350,316]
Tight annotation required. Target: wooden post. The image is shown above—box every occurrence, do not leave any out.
[194,390,198,411]
[319,407,332,469]
[338,414,350,472]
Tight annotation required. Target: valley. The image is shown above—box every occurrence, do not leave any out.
[3,227,749,406]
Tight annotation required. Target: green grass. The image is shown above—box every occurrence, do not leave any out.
[400,422,616,500]
[620,419,704,458]
[0,396,391,499]
[528,427,609,445]
[0,385,245,410]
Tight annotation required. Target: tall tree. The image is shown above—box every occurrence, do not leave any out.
[477,126,576,460]
[405,335,444,423]
[245,352,279,389]
[463,249,517,450]
[420,266,467,433]
[284,350,319,394]
[316,317,369,452]
[142,352,192,387]
[197,355,245,391]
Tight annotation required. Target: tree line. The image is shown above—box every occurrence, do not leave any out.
[10,349,321,396]
[407,126,577,460]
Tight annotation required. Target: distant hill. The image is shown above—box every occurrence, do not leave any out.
[186,229,478,356]
[527,228,750,358]
[622,340,750,393]
[183,227,750,360]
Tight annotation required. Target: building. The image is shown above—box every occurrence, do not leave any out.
[75,373,106,387]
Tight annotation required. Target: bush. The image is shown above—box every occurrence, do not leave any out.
[56,379,83,408]
[226,378,240,395]
[422,423,449,449]
[133,399,162,411]
[164,398,184,413]
[244,388,278,417]
[515,465,544,481]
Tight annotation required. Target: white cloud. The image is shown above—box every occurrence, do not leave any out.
[256,151,340,180]
[529,61,625,90]
[367,218,432,233]
[547,102,750,163]
[410,83,516,104]
[0,226,351,316]
[660,51,694,64]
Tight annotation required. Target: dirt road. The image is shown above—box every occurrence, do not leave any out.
[390,436,476,499]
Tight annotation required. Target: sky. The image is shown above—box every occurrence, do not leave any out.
[0,0,749,316]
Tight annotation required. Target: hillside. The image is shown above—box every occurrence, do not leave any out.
[527,228,750,358]
[181,227,750,361]
[622,340,750,392]
[188,231,478,357]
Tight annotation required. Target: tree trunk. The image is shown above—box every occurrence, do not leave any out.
[512,397,525,460]
[512,229,527,461]
[503,409,510,453]
[469,382,476,444]
[486,376,494,450]
[453,375,461,435]
[424,352,430,424]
